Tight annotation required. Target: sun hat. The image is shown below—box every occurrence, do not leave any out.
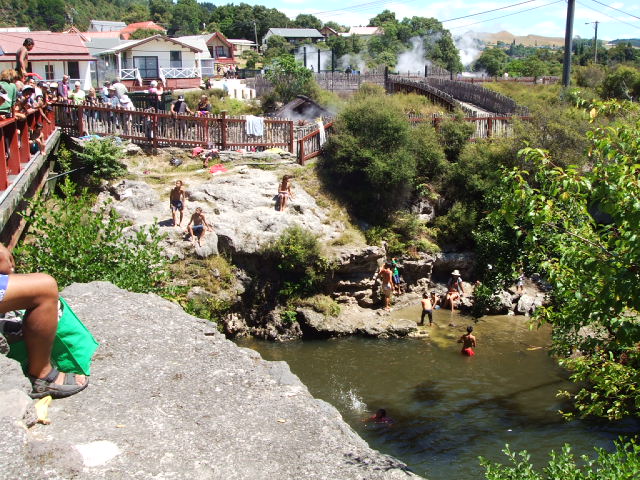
[177,95,184,100]
[120,94,131,103]
[451,269,461,276]
[74,81,81,87]
[49,82,58,89]
[150,80,157,87]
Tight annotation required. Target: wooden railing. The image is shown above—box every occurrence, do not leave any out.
[53,104,296,153]
[0,108,57,192]
[408,113,531,140]
[297,121,333,165]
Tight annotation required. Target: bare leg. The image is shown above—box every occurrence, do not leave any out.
[171,208,177,226]
[1,273,85,385]
[178,209,183,226]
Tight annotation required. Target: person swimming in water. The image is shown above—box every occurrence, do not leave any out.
[364,408,394,424]
[458,326,477,356]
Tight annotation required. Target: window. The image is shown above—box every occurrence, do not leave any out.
[45,64,54,80]
[215,46,227,58]
[133,56,158,79]
[169,51,182,68]
[67,61,80,79]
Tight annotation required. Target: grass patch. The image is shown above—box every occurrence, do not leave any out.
[296,294,341,317]
[168,255,235,294]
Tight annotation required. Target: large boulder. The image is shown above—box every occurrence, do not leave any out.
[431,252,475,281]
[0,282,421,479]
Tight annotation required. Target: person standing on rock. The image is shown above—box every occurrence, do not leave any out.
[445,270,465,311]
[376,263,394,311]
[170,180,186,227]
[0,244,88,398]
[187,207,212,246]
[419,292,434,326]
[458,326,477,356]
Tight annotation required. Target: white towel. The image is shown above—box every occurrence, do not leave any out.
[246,115,264,136]
[317,120,326,147]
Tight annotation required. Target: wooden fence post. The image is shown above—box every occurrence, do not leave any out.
[0,125,8,190]
[298,139,304,165]
[152,112,158,154]
[487,117,493,138]
[288,120,294,154]
[221,111,227,150]
[77,105,84,136]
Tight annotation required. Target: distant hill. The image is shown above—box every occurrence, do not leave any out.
[473,30,565,47]
[610,38,640,47]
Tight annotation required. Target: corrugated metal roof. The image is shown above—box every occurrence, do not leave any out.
[89,20,126,32]
[0,32,92,56]
[174,35,212,59]
[267,28,324,38]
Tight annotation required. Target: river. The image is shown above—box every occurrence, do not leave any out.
[236,305,639,479]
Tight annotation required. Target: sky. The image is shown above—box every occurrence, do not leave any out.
[227,0,640,41]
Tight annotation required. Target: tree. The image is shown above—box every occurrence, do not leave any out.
[149,0,173,25]
[369,9,396,26]
[484,99,640,419]
[122,3,150,24]
[293,13,322,30]
[242,50,261,69]
[129,28,162,40]
[37,0,66,31]
[322,21,345,33]
[265,54,316,103]
[429,30,463,74]
[474,48,508,76]
[171,0,204,35]
[600,65,640,100]
[264,35,291,60]
[521,56,547,81]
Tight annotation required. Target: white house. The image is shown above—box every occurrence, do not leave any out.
[0,31,95,89]
[96,35,203,89]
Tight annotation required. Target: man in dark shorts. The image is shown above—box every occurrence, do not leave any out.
[376,262,394,311]
[419,292,434,326]
[458,326,477,356]
[169,180,186,226]
[187,207,212,246]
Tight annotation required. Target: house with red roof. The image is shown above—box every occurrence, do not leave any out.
[175,32,238,78]
[119,21,166,40]
[0,31,95,88]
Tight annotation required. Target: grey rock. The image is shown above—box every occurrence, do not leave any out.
[516,294,536,315]
[0,334,9,355]
[490,290,515,315]
[0,390,34,425]
[411,197,437,222]
[108,180,160,211]
[0,417,29,479]
[123,143,143,155]
[0,354,31,394]
[401,254,436,284]
[431,252,475,280]
[36,281,420,480]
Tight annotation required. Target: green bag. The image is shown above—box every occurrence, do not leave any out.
[8,297,99,376]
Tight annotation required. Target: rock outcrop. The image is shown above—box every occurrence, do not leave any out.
[0,282,421,480]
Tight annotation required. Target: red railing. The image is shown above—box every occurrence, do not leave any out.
[297,121,333,165]
[0,108,56,192]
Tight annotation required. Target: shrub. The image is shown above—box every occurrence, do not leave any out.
[183,296,232,327]
[297,294,341,317]
[437,117,475,162]
[262,225,332,300]
[575,64,606,89]
[600,65,640,100]
[75,137,126,182]
[16,180,168,293]
[433,201,478,249]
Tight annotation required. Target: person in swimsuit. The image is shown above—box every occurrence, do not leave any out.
[169,180,186,226]
[364,408,394,425]
[16,38,34,79]
[445,269,465,311]
[187,207,212,246]
[277,175,294,211]
[458,326,477,356]
[0,243,88,398]
[376,262,394,311]
[419,292,434,326]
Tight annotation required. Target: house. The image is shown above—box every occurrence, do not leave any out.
[176,32,237,77]
[262,28,324,46]
[320,26,340,38]
[119,22,166,40]
[228,39,258,55]
[96,34,203,89]
[88,20,127,32]
[274,95,331,120]
[0,32,95,88]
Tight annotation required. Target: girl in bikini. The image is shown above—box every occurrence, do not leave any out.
[277,175,294,211]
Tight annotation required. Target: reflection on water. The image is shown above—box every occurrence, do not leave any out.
[236,306,639,479]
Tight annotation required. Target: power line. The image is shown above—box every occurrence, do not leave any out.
[589,0,640,21]
[440,0,541,23]
[576,1,640,31]
[448,0,564,31]
[311,0,408,16]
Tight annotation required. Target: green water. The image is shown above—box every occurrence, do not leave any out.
[236,305,639,479]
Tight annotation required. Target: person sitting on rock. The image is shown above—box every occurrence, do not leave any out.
[0,243,88,398]
[277,175,294,211]
[444,269,465,311]
[169,180,186,227]
[187,207,212,247]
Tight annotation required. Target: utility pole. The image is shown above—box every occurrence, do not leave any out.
[253,20,259,53]
[562,0,576,87]
[585,21,599,63]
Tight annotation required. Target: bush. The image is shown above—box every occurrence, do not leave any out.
[183,89,260,116]
[437,117,475,162]
[433,201,478,249]
[576,64,606,89]
[75,137,126,182]
[296,294,341,317]
[600,65,640,100]
[16,180,168,293]
[262,225,332,300]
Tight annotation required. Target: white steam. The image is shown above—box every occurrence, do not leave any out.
[455,33,483,69]
[396,37,430,74]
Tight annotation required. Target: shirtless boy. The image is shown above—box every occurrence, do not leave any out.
[377,263,393,311]
[458,326,477,356]
[419,292,434,326]
[169,180,186,226]
[187,207,212,246]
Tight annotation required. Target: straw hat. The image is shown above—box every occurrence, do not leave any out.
[120,94,131,104]
[451,270,461,276]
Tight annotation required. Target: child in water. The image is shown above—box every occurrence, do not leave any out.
[458,326,477,356]
[419,292,434,326]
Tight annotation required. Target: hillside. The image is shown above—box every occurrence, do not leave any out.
[611,38,640,47]
[474,30,565,47]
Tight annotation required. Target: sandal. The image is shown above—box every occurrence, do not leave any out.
[29,367,89,399]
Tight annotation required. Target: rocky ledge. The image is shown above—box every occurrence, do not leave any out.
[0,282,421,480]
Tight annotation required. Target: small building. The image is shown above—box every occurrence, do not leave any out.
[0,32,95,88]
[262,28,324,46]
[228,39,258,55]
[274,95,331,120]
[88,20,127,32]
[342,26,383,37]
[96,34,202,89]
[320,26,340,38]
[176,32,237,78]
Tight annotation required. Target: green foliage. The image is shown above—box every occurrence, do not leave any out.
[265,54,318,103]
[242,50,261,69]
[171,0,204,36]
[599,65,640,100]
[129,28,161,40]
[16,180,168,293]
[75,138,126,182]
[437,118,475,162]
[296,294,341,317]
[576,65,606,89]
[264,35,291,60]
[293,13,322,30]
[208,3,290,44]
[280,310,298,325]
[183,89,260,116]
[433,201,477,248]
[262,226,332,300]
[182,296,231,326]
[121,2,149,24]
[474,48,509,77]
[480,439,640,479]
[484,99,640,418]
[364,212,437,255]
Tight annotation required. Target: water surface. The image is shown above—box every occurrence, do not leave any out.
[236,306,638,479]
